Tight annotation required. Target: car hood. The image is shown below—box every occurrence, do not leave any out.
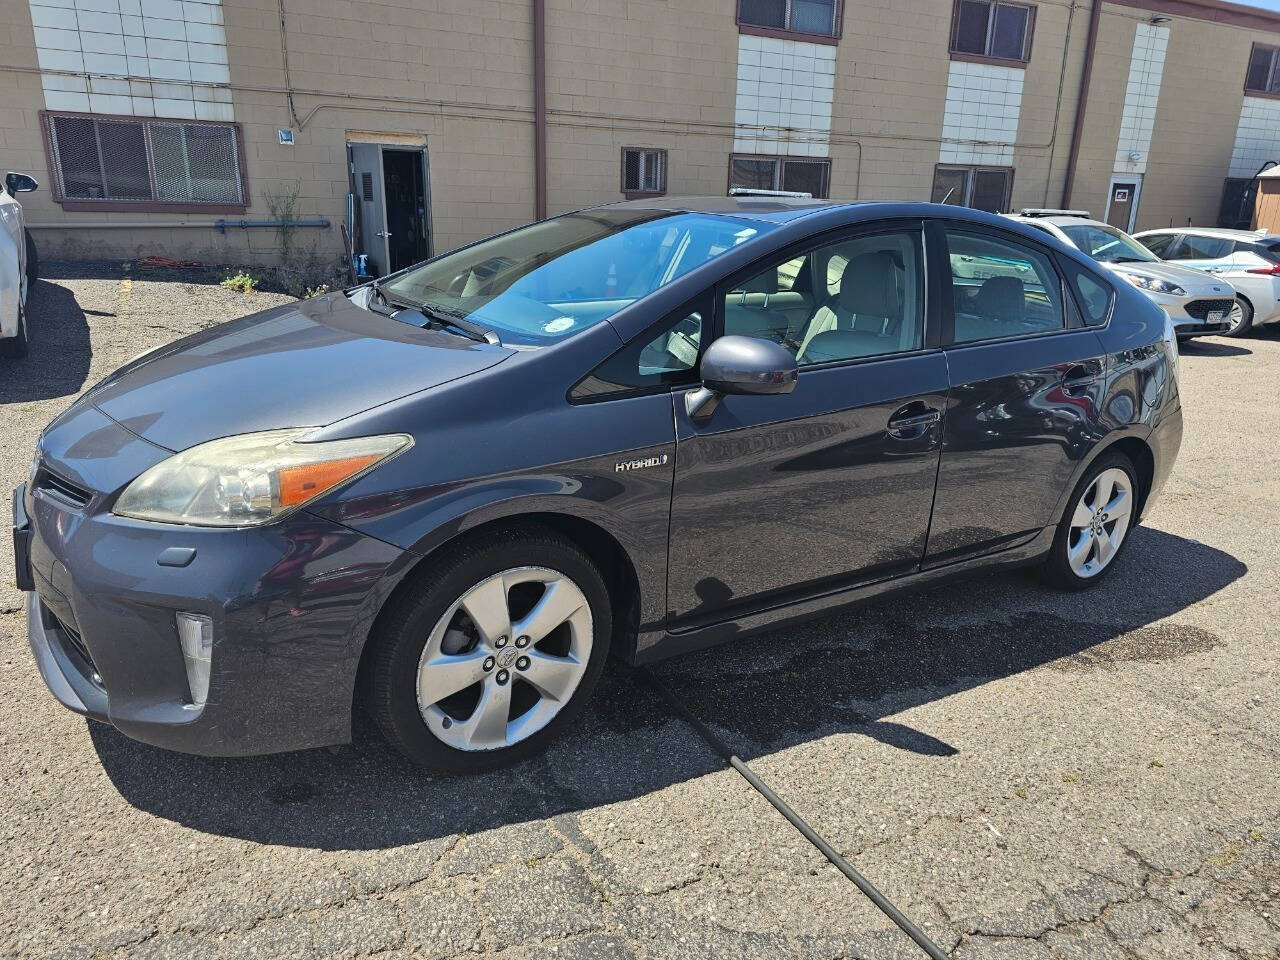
[1107,261,1233,296]
[82,293,513,451]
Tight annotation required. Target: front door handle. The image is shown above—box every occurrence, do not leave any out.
[887,404,941,438]
[376,230,392,238]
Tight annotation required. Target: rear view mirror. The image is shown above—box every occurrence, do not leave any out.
[5,172,38,194]
[686,335,798,421]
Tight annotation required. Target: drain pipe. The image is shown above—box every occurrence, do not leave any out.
[533,0,547,221]
[1061,0,1102,209]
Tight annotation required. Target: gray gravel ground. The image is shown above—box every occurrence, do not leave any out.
[1,267,1277,960]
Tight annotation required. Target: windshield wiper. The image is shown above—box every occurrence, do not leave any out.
[419,303,502,345]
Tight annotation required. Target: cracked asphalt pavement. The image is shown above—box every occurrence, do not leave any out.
[1,266,1277,959]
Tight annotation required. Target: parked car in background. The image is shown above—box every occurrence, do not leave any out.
[0,172,38,358]
[1008,211,1234,340]
[1133,228,1280,337]
[14,199,1183,771]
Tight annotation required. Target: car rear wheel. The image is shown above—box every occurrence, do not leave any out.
[1225,296,1253,338]
[1041,452,1137,590]
[367,526,611,772]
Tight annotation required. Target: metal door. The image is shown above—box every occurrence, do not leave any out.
[348,143,389,277]
[1105,179,1140,232]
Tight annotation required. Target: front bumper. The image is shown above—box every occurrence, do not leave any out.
[18,467,408,757]
[1148,293,1233,337]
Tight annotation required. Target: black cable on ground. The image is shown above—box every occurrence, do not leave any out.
[640,669,950,960]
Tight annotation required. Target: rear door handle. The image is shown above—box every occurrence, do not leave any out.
[887,405,941,437]
[1063,362,1100,392]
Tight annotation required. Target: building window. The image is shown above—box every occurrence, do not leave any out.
[729,155,831,198]
[950,0,1035,65]
[622,148,667,197]
[43,112,247,211]
[932,165,1014,213]
[737,0,841,41]
[1245,43,1280,95]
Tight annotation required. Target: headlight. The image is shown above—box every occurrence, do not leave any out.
[1124,274,1186,297]
[114,428,411,526]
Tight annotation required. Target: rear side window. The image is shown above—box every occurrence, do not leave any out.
[1060,260,1114,326]
[1236,240,1280,265]
[945,229,1065,343]
[570,295,709,401]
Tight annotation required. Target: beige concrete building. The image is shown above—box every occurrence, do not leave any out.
[1,0,1279,270]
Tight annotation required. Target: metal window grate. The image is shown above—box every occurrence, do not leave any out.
[46,113,244,205]
[623,148,665,194]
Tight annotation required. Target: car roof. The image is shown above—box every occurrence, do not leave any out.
[604,194,839,223]
[1135,226,1280,242]
[1009,214,1112,230]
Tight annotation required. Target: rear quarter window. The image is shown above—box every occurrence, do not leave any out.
[1060,259,1113,326]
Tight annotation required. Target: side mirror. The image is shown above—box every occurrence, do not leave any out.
[5,173,38,195]
[686,335,798,422]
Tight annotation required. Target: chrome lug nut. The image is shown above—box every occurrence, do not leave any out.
[496,669,510,685]
[441,716,452,729]
[515,635,530,648]
[483,656,495,672]
[516,655,530,671]
[495,635,508,648]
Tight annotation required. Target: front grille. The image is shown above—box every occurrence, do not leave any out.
[1184,299,1235,321]
[34,469,91,509]
[53,615,96,673]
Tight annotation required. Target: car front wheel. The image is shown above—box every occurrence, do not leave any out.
[1225,296,1253,338]
[367,526,611,772]
[1042,452,1138,590]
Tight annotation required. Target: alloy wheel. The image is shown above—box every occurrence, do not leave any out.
[415,566,592,751]
[1067,468,1133,578]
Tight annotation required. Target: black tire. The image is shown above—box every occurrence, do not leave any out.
[0,302,27,359]
[367,524,612,772]
[1224,295,1253,338]
[1041,451,1138,591]
[24,228,37,286]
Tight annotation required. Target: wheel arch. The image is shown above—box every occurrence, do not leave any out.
[352,509,645,717]
[1055,432,1156,528]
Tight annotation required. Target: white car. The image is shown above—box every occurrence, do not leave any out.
[1133,227,1280,337]
[1,172,38,358]
[1008,211,1235,340]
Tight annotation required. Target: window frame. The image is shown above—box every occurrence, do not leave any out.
[39,109,250,213]
[935,221,1080,349]
[727,154,832,199]
[735,0,844,45]
[948,0,1037,68]
[621,146,668,199]
[1133,231,1179,259]
[1244,42,1280,97]
[713,219,936,371]
[932,164,1015,214]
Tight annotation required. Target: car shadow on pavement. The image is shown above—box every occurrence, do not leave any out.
[90,526,1245,851]
[0,280,91,402]
[1178,339,1252,358]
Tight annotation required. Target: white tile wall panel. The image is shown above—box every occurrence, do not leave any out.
[1113,23,1168,174]
[1228,97,1280,178]
[28,0,231,120]
[733,34,836,158]
[938,60,1024,166]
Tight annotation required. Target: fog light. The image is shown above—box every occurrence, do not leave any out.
[175,613,213,708]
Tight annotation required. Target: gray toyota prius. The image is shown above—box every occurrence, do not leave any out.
[13,197,1182,771]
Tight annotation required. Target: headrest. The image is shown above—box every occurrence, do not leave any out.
[741,268,778,296]
[973,276,1025,323]
[839,252,899,318]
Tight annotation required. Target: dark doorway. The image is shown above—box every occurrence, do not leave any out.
[382,149,429,272]
[1105,180,1138,231]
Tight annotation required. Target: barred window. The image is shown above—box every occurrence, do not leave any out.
[44,112,246,209]
[728,155,831,198]
[622,148,666,196]
[738,0,841,39]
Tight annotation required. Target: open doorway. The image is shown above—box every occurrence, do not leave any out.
[348,140,431,277]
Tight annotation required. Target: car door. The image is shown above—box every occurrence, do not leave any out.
[925,223,1109,566]
[1164,233,1234,275]
[1135,231,1179,260]
[666,222,949,630]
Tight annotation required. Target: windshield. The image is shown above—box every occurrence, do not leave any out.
[381,209,771,345]
[1061,223,1158,264]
